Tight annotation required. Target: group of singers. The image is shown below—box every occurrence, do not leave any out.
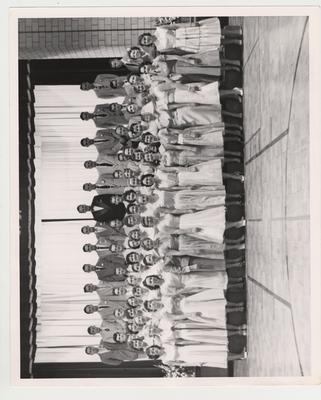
[77,17,247,369]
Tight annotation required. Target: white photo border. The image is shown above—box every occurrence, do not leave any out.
[8,4,321,388]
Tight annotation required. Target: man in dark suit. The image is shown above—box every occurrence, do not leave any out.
[82,171,128,195]
[80,74,134,99]
[77,194,126,222]
[80,104,128,128]
[82,256,127,282]
[80,129,124,156]
[84,302,127,322]
[81,222,126,241]
[85,341,143,365]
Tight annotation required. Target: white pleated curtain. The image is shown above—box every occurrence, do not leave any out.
[33,85,123,363]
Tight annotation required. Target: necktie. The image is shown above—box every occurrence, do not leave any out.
[95,85,109,89]
[94,139,110,143]
[97,162,113,167]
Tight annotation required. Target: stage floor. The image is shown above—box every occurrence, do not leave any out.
[230,16,310,376]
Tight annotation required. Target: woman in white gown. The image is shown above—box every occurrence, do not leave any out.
[154,234,225,260]
[137,187,226,213]
[139,18,222,53]
[141,162,243,192]
[138,53,241,83]
[158,143,224,167]
[147,78,243,110]
[141,104,223,129]
[143,271,227,295]
[145,293,227,329]
[156,208,225,243]
[150,79,222,107]
[140,54,222,82]
[169,104,223,127]
[152,159,223,189]
[158,124,225,149]
[146,342,228,368]
[179,289,227,323]
[156,312,229,346]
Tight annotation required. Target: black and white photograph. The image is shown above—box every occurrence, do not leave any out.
[12,6,320,383]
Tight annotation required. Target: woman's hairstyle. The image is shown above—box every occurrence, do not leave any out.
[141,237,155,251]
[123,189,137,203]
[143,152,153,163]
[140,173,155,187]
[128,228,141,240]
[125,251,139,264]
[138,33,153,47]
[127,323,139,334]
[124,214,139,227]
[128,239,141,250]
[129,122,142,133]
[130,149,143,161]
[138,61,152,74]
[142,275,160,290]
[125,308,135,319]
[133,83,146,94]
[126,203,139,215]
[145,143,160,153]
[141,132,156,144]
[146,345,162,360]
[113,332,123,343]
[132,285,142,295]
[127,72,140,83]
[127,46,141,58]
[117,152,127,161]
[143,254,155,266]
[143,300,150,311]
[127,296,138,308]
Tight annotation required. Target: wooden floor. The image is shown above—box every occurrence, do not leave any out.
[230,16,310,377]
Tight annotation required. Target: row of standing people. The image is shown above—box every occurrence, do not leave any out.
[77,17,246,368]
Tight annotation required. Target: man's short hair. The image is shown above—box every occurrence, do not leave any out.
[87,326,95,335]
[84,305,92,314]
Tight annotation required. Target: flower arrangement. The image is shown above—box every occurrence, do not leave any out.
[153,17,193,26]
[153,17,179,26]
[159,363,196,378]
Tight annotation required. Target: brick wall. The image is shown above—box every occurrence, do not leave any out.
[18,17,154,60]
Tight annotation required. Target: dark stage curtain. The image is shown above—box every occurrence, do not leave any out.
[19,60,38,378]
[19,53,230,378]
[30,58,128,85]
[32,363,228,378]
[33,361,163,378]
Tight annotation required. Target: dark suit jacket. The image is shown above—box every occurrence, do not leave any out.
[94,104,128,128]
[98,341,139,365]
[91,194,126,222]
[96,256,126,282]
[94,222,127,241]
[94,129,123,155]
[101,341,134,351]
[94,74,127,99]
